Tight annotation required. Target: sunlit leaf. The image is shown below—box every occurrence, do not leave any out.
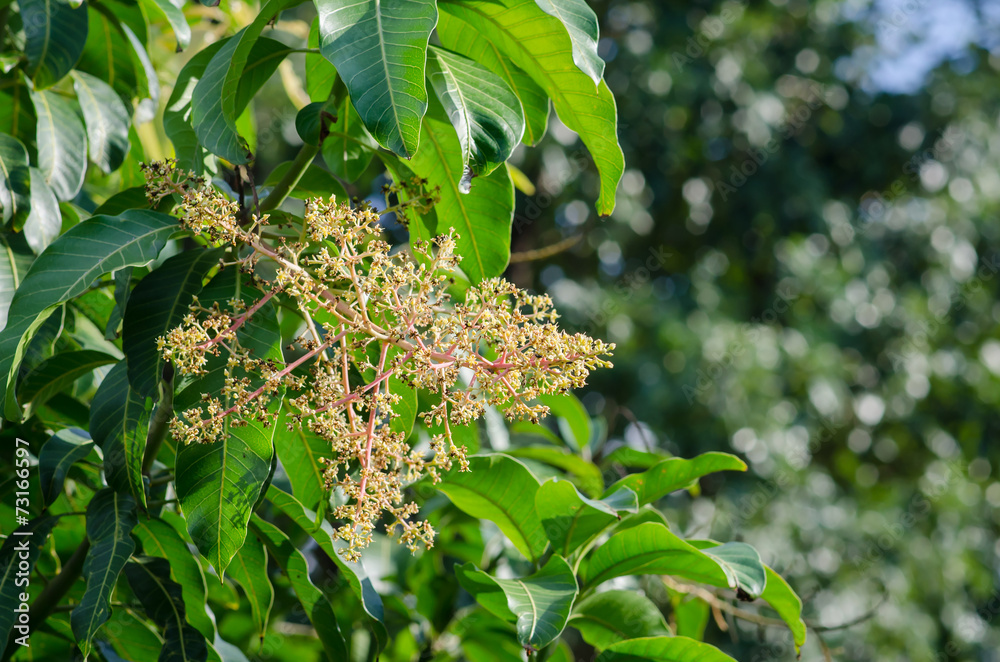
[570,590,670,650]
[31,88,88,201]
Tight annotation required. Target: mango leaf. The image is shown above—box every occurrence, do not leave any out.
[0,210,176,421]
[671,592,710,641]
[72,489,138,658]
[569,590,670,650]
[164,39,224,173]
[761,566,807,651]
[691,540,767,600]
[507,446,603,497]
[72,70,132,174]
[0,517,59,660]
[101,608,167,662]
[23,167,60,254]
[273,414,330,510]
[605,452,748,505]
[38,427,94,506]
[408,100,514,284]
[76,5,140,105]
[0,236,33,329]
[315,0,437,158]
[536,391,592,450]
[0,133,30,227]
[0,77,37,150]
[439,0,623,215]
[141,0,192,51]
[306,18,337,101]
[226,534,273,641]
[19,0,88,89]
[30,89,88,201]
[249,518,350,661]
[90,361,153,507]
[321,94,378,182]
[600,447,670,470]
[456,556,578,650]
[436,453,546,562]
[262,162,347,201]
[426,46,524,180]
[294,100,335,146]
[596,636,738,662]
[122,247,222,398]
[17,349,118,419]
[535,478,636,557]
[133,517,216,640]
[124,556,209,662]
[533,0,603,83]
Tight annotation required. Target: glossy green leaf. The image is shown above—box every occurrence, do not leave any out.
[122,248,222,398]
[133,517,216,640]
[694,541,767,599]
[508,445,604,497]
[605,452,747,505]
[535,478,636,557]
[31,88,88,201]
[76,5,140,105]
[0,236,32,329]
[306,18,337,102]
[90,360,153,507]
[20,0,88,89]
[456,556,578,650]
[249,518,350,661]
[164,39,224,173]
[537,391,592,450]
[295,100,335,146]
[0,77,37,149]
[102,608,167,662]
[262,162,348,201]
[72,489,138,658]
[761,565,807,650]
[436,10,549,146]
[315,0,437,158]
[569,590,670,650]
[0,517,59,660]
[408,100,514,283]
[72,70,132,174]
[124,556,209,662]
[273,414,330,510]
[38,427,94,506]
[596,636,738,662]
[426,45,524,180]
[23,167,60,254]
[533,0,604,83]
[141,0,192,50]
[439,0,623,215]
[0,133,30,227]
[226,534,273,641]
[320,93,378,182]
[17,349,118,419]
[436,453,546,562]
[0,209,175,421]
[600,447,670,470]
[671,592,710,641]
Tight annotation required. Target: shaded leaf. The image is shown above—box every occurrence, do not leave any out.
[694,541,767,600]
[20,0,89,89]
[508,445,604,497]
[605,452,748,506]
[90,360,153,506]
[23,167,60,254]
[17,349,118,419]
[761,565,807,650]
[0,235,34,329]
[226,534,273,641]
[31,88,88,201]
[141,0,192,51]
[38,427,94,506]
[262,162,347,201]
[76,5,140,104]
[569,590,670,650]
[0,517,59,660]
[0,76,37,150]
[125,556,209,662]
[273,414,330,510]
[72,70,132,174]
[164,39,224,173]
[320,92,378,182]
[0,133,30,227]
[535,478,636,557]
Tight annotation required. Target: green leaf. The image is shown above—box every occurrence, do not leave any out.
[122,248,222,398]
[605,452,748,506]
[0,516,59,660]
[761,565,807,651]
[23,167,60,253]
[425,46,524,180]
[0,213,172,424]
[76,5,141,104]
[72,489,138,658]
[262,162,347,201]
[31,88,88,201]
[315,0,437,158]
[0,236,33,329]
[0,77,37,150]
[164,38,224,173]
[226,533,274,641]
[249,517,350,661]
[439,0,623,215]
[133,517,216,640]
[320,93,378,182]
[90,360,153,507]
[600,447,670,471]
[436,10,549,146]
[596,636,738,662]
[295,100,335,146]
[436,454,546,562]
[17,349,118,419]
[141,0,192,51]
[38,427,95,506]
[536,391,592,450]
[102,608,167,662]
[671,592,710,641]
[0,133,30,227]
[508,445,604,497]
[533,0,604,83]
[19,0,89,89]
[306,18,337,102]
[693,541,767,600]
[569,590,670,650]
[456,556,578,650]
[124,556,209,662]
[408,100,514,283]
[72,70,132,174]
[535,478,636,557]
[273,415,330,510]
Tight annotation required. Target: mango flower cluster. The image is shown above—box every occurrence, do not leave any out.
[145,161,614,559]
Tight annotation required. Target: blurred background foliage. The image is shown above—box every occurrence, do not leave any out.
[60,0,1000,659]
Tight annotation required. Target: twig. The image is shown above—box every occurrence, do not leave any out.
[508,234,582,263]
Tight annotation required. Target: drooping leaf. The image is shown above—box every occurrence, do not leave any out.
[408,100,514,283]
[0,236,33,329]
[0,210,175,420]
[761,565,807,651]
[124,556,209,662]
[305,18,337,102]
[38,427,95,506]
[19,0,89,89]
[141,0,192,51]
[320,91,378,182]
[273,414,330,510]
[536,391,592,450]
[76,5,141,104]
[101,608,167,661]
[72,70,132,174]
[123,23,160,124]
[17,349,118,419]
[569,590,671,650]
[72,489,138,658]
[671,592,710,641]
[133,517,216,640]
[226,534,274,641]
[249,518,350,661]
[692,540,767,600]
[295,100,335,146]
[90,361,153,506]
[315,0,437,158]
[604,452,747,506]
[23,167,60,254]
[532,0,604,83]
[535,478,636,557]
[456,556,578,650]
[439,0,623,215]
[31,88,88,201]
[0,133,30,227]
[425,46,524,179]
[0,77,37,150]
[595,636,738,662]
[507,445,604,497]
[0,517,59,660]
[436,454,546,562]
